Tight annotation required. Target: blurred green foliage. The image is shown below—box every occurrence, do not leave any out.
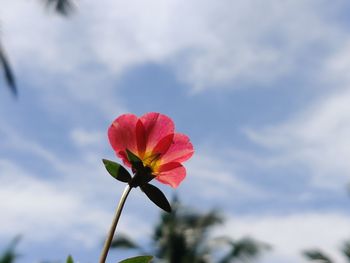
[65,255,74,263]
[112,197,270,263]
[303,240,350,263]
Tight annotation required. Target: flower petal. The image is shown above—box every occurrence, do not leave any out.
[140,112,175,152]
[156,162,186,188]
[160,133,194,164]
[108,114,138,165]
[136,120,146,156]
[152,133,174,156]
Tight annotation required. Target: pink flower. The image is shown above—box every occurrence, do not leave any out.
[108,112,194,188]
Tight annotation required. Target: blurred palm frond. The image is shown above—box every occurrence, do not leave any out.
[43,0,75,16]
[219,237,271,263]
[0,42,17,96]
[111,235,139,250]
[303,250,334,263]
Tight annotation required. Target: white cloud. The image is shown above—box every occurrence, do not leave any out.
[240,19,350,191]
[0,123,151,251]
[0,155,150,253]
[0,1,127,119]
[181,150,270,206]
[245,88,350,190]
[0,124,69,173]
[223,212,350,263]
[324,39,350,90]
[82,0,347,91]
[1,0,346,93]
[0,159,109,246]
[172,0,343,91]
[70,128,104,148]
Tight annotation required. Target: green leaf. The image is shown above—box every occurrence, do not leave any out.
[66,255,74,263]
[103,159,132,183]
[125,149,142,162]
[141,183,171,213]
[129,169,154,188]
[118,255,153,263]
[125,149,143,170]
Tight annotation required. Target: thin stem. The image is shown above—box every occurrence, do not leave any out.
[99,184,132,263]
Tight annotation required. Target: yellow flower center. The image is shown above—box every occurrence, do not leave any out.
[142,151,161,174]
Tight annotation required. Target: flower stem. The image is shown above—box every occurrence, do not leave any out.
[99,184,132,263]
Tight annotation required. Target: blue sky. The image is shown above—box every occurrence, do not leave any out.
[1,0,350,262]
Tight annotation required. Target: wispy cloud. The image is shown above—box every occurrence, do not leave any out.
[245,87,350,190]
[223,212,350,263]
[0,159,109,246]
[0,124,151,252]
[180,149,271,208]
[70,128,104,148]
[2,0,347,93]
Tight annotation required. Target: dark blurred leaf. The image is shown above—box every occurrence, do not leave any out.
[0,250,16,263]
[111,235,139,249]
[0,44,17,96]
[102,159,131,183]
[44,0,74,15]
[141,183,171,213]
[66,255,74,263]
[0,237,20,263]
[118,255,153,263]
[130,170,154,188]
[234,238,269,257]
[303,250,333,263]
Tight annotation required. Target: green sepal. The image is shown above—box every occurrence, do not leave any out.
[125,149,144,171]
[129,169,154,188]
[118,255,153,263]
[66,255,74,263]
[102,159,132,183]
[141,183,172,213]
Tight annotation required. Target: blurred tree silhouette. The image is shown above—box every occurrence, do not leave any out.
[112,198,270,263]
[304,240,350,263]
[0,0,73,96]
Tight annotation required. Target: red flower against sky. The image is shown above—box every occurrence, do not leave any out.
[108,112,194,188]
